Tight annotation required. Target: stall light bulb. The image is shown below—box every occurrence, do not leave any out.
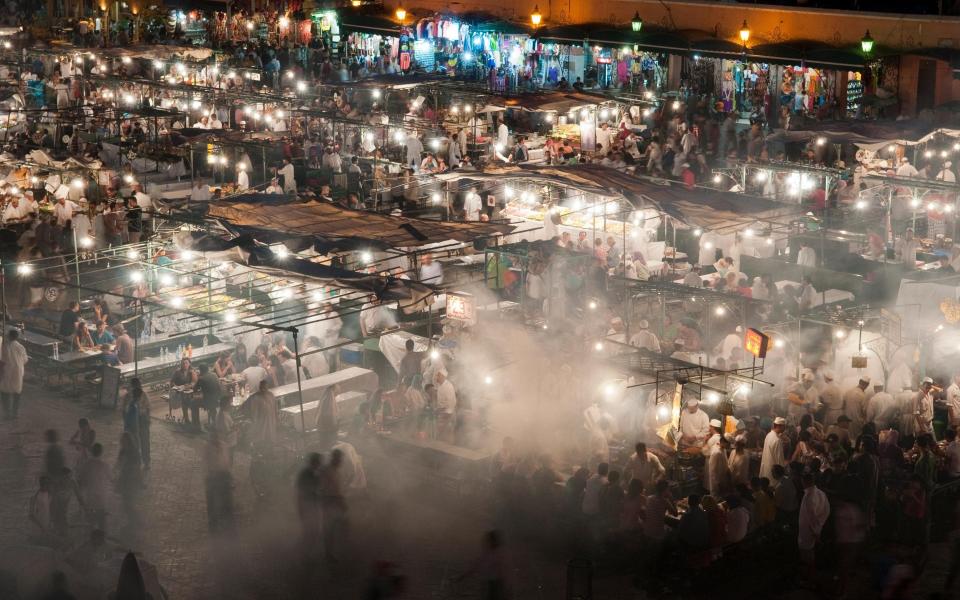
[431,193,441,204]
[715,306,726,316]
[275,246,289,258]
[430,139,440,150]
[588,300,598,310]
[29,176,38,185]
[224,310,237,323]
[16,263,32,275]
[170,296,185,308]
[672,100,680,110]
[464,104,472,113]
[130,270,143,282]
[942,150,950,158]
[126,249,139,260]
[704,241,714,249]
[774,339,784,348]
[296,80,307,92]
[227,70,236,78]
[191,99,201,110]
[153,60,163,70]
[123,174,134,184]
[181,250,194,261]
[693,228,702,236]
[121,56,132,64]
[743,228,754,237]
[361,251,373,263]
[713,174,721,184]
[279,16,290,27]
[835,329,845,339]
[925,150,933,158]
[657,405,668,418]
[275,110,284,118]
[816,137,826,146]
[888,145,896,153]
[160,274,174,286]
[246,21,254,30]
[929,202,939,211]
[766,238,774,245]
[954,143,960,152]
[79,236,93,248]
[545,113,554,122]
[911,198,921,208]
[484,375,493,385]
[430,349,440,360]
[579,109,589,120]
[855,200,867,210]
[372,89,381,99]
[594,342,604,351]
[600,109,610,119]
[946,205,955,213]
[71,178,84,188]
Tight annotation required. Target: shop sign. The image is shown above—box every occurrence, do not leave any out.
[446,292,476,324]
[596,57,612,64]
[743,328,769,359]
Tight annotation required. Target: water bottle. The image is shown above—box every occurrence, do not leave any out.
[52,342,59,360]
[202,335,208,348]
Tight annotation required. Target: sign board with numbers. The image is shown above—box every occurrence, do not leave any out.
[743,328,770,359]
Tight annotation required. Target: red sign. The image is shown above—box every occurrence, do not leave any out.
[446,292,476,324]
[744,328,770,359]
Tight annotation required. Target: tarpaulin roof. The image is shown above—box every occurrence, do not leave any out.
[500,91,613,112]
[202,199,514,248]
[764,120,960,150]
[437,164,802,234]
[339,13,403,36]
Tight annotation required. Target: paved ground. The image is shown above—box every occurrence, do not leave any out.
[1,380,958,599]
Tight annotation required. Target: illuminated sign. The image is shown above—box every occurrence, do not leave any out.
[744,328,770,359]
[446,292,476,324]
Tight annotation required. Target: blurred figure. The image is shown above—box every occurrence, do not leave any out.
[77,443,110,531]
[320,449,348,561]
[296,453,323,557]
[204,432,234,535]
[115,431,143,530]
[456,530,508,600]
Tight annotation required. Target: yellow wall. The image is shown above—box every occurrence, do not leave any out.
[403,0,960,50]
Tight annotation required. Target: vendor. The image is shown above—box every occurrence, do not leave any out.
[894,228,919,267]
[701,418,722,457]
[679,398,710,449]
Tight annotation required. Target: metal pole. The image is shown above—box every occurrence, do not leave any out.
[72,227,81,303]
[292,327,307,436]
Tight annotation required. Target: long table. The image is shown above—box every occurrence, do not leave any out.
[118,342,235,380]
[272,366,379,408]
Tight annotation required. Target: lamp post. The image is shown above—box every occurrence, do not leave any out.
[739,20,750,50]
[395,6,406,24]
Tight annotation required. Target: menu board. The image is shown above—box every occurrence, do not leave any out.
[99,366,122,408]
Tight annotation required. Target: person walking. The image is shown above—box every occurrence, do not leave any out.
[77,443,110,531]
[0,328,28,419]
[320,449,348,561]
[296,453,323,559]
[115,431,143,530]
[798,472,830,585]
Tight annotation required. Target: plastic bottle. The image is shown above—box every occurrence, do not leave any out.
[185,343,192,358]
[52,342,59,360]
[202,335,208,348]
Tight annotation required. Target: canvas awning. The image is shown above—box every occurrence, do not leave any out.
[202,199,514,248]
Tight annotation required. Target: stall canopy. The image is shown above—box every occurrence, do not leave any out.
[502,91,612,113]
[339,12,403,36]
[765,119,960,149]
[201,199,515,248]
[437,164,802,233]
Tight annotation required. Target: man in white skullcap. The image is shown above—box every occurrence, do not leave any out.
[628,319,660,353]
[702,418,723,457]
[866,382,897,431]
[789,369,819,421]
[937,161,957,183]
[760,416,788,480]
[896,157,919,178]
[914,377,936,439]
[820,371,843,427]
[706,433,730,498]
[679,398,710,449]
[842,376,870,437]
[715,325,743,363]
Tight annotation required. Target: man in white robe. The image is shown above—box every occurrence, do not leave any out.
[759,417,788,481]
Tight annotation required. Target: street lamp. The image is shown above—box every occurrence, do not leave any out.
[631,12,642,33]
[395,6,406,23]
[861,30,874,54]
[739,20,750,44]
[531,5,542,27]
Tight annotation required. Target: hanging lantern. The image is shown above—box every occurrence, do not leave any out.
[861,30,874,54]
[395,6,406,22]
[739,20,750,43]
[531,5,542,27]
[631,12,642,33]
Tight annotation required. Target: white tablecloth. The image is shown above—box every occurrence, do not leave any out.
[378,331,430,373]
[271,366,378,407]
